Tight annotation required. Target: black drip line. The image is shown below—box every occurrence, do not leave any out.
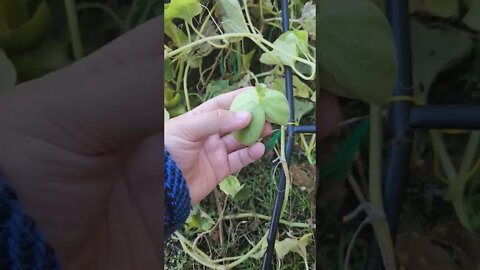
[367,0,480,269]
[261,0,317,269]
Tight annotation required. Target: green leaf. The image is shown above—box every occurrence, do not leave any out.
[265,75,312,99]
[185,205,214,232]
[296,233,313,257]
[164,108,170,122]
[233,185,250,202]
[251,237,268,259]
[262,0,274,13]
[300,1,316,40]
[264,76,315,120]
[294,98,314,123]
[463,0,474,8]
[9,37,71,82]
[164,58,175,82]
[409,0,459,18]
[164,0,202,23]
[275,238,298,260]
[0,0,29,28]
[265,129,281,152]
[411,19,473,97]
[168,104,187,118]
[317,0,397,105]
[0,0,52,52]
[293,77,312,99]
[463,0,480,31]
[320,119,370,182]
[219,175,244,199]
[260,30,309,68]
[0,48,16,92]
[164,19,188,46]
[274,233,312,261]
[186,55,202,68]
[206,80,234,99]
[261,38,296,66]
[217,0,249,34]
[164,87,181,109]
[241,50,255,72]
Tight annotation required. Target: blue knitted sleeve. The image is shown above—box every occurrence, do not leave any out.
[0,175,61,270]
[164,150,192,240]
[0,149,191,269]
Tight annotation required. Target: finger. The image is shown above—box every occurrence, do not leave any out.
[0,57,162,155]
[186,87,253,116]
[171,109,252,141]
[317,92,341,139]
[57,16,163,76]
[222,122,272,153]
[227,143,265,174]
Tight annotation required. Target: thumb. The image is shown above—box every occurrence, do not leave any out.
[172,109,251,141]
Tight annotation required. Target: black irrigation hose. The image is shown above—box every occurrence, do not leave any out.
[261,0,299,268]
[409,106,480,130]
[366,0,414,269]
[294,125,316,134]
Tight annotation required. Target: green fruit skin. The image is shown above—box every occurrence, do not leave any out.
[232,105,265,146]
[230,89,265,146]
[261,89,289,125]
[0,1,51,53]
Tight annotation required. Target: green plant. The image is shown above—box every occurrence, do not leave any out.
[164,0,317,268]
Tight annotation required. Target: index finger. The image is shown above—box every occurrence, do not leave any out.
[186,87,253,116]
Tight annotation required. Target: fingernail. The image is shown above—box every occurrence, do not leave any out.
[235,111,250,120]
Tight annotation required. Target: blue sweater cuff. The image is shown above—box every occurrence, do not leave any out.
[164,150,192,240]
[0,175,61,270]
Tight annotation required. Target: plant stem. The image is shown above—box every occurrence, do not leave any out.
[431,131,457,180]
[451,131,479,230]
[369,105,383,211]
[226,235,267,268]
[369,105,397,270]
[259,0,264,27]
[279,126,291,220]
[242,0,257,34]
[76,3,127,32]
[235,42,242,73]
[125,0,140,29]
[177,232,268,269]
[64,0,83,60]
[137,0,153,25]
[188,21,229,49]
[175,60,185,92]
[165,33,315,80]
[344,218,369,270]
[222,213,312,228]
[175,233,222,269]
[183,63,191,111]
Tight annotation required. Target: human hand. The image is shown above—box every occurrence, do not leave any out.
[0,14,341,270]
[0,16,163,270]
[165,89,341,205]
[164,88,273,204]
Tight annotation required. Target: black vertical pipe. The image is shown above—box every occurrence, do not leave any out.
[261,0,295,269]
[366,0,414,269]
